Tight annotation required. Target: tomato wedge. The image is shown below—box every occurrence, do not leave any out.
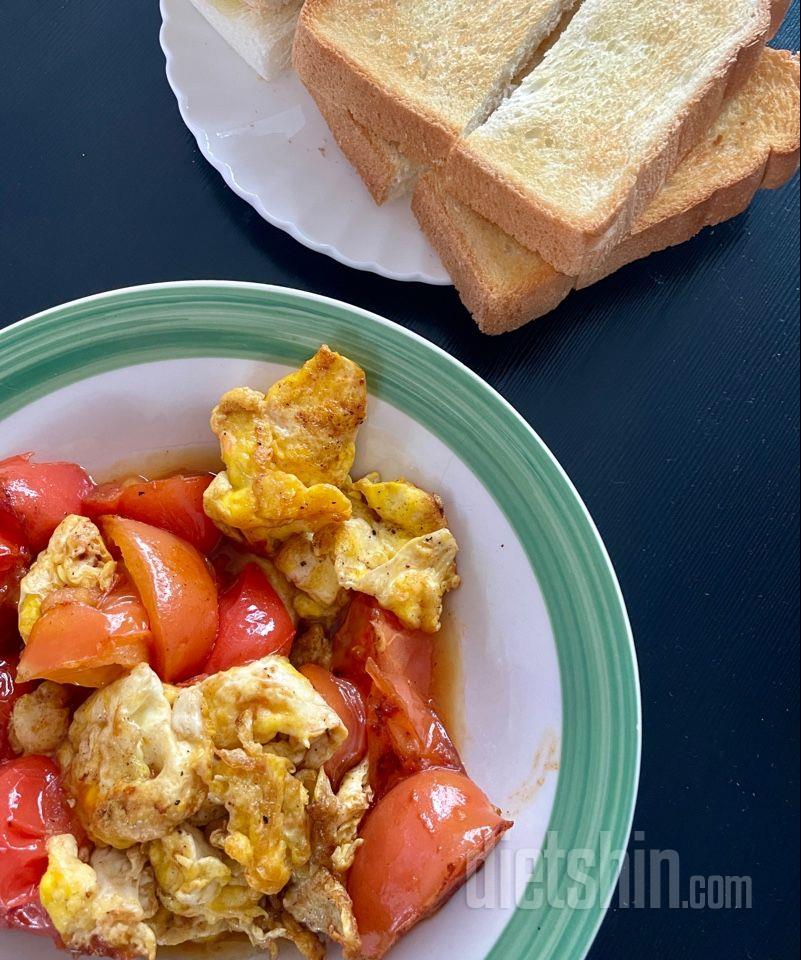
[0,502,31,607]
[0,756,77,935]
[332,595,432,697]
[84,475,221,555]
[348,769,512,959]
[301,665,367,788]
[203,564,296,674]
[17,593,152,687]
[365,659,463,798]
[101,517,217,682]
[1,656,34,761]
[0,454,93,553]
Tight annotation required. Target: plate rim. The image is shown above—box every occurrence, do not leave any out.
[0,280,641,960]
[158,0,451,286]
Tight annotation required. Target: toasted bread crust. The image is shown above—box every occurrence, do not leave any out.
[769,0,793,36]
[294,10,453,164]
[443,0,777,277]
[416,48,800,334]
[308,89,423,204]
[412,173,572,333]
[293,0,579,165]
[580,136,799,288]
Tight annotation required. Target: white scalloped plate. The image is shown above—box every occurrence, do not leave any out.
[159,0,450,285]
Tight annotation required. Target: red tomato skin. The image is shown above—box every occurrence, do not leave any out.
[1,498,32,610]
[101,516,218,682]
[0,454,93,552]
[332,595,432,697]
[0,756,77,925]
[365,660,463,799]
[81,481,124,516]
[0,657,34,761]
[301,665,367,787]
[348,769,513,960]
[203,564,295,674]
[84,475,221,555]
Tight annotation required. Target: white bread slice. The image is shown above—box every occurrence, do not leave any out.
[442,0,777,276]
[414,48,800,334]
[293,0,581,165]
[302,3,579,205]
[312,96,424,204]
[188,0,302,81]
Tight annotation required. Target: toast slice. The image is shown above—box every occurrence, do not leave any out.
[188,0,303,81]
[442,0,777,276]
[294,0,581,165]
[312,96,424,204]
[414,48,800,334]
[303,2,579,205]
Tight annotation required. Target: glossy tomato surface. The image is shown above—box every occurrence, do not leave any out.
[366,659,462,797]
[0,756,76,933]
[18,591,152,687]
[203,563,295,673]
[0,454,93,552]
[332,595,432,697]
[84,474,220,554]
[348,768,513,959]
[101,516,217,682]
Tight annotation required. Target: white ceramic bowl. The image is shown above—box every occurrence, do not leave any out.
[0,282,640,960]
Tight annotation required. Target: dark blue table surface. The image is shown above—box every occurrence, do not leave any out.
[2,2,799,957]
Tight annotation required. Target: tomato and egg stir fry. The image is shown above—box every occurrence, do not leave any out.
[0,346,511,960]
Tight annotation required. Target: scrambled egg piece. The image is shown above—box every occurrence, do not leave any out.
[8,681,71,755]
[58,664,210,848]
[279,474,460,633]
[313,759,373,875]
[351,474,448,536]
[40,833,158,960]
[206,748,311,896]
[152,908,324,960]
[293,759,372,881]
[17,514,116,641]
[204,346,367,547]
[276,533,343,609]
[148,824,282,950]
[188,657,346,899]
[334,475,459,633]
[199,656,346,768]
[336,524,460,633]
[283,761,372,958]
[41,830,319,960]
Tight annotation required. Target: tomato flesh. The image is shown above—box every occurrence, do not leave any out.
[0,756,77,933]
[365,659,463,798]
[348,768,512,959]
[301,664,367,787]
[0,454,93,553]
[203,563,295,674]
[332,595,432,697]
[101,517,218,682]
[0,502,31,607]
[84,474,221,555]
[17,590,152,687]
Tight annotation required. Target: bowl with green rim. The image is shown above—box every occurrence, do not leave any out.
[0,281,640,960]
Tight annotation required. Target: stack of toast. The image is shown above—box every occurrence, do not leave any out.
[191,0,800,334]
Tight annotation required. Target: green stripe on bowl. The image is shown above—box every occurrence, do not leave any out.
[0,281,640,960]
